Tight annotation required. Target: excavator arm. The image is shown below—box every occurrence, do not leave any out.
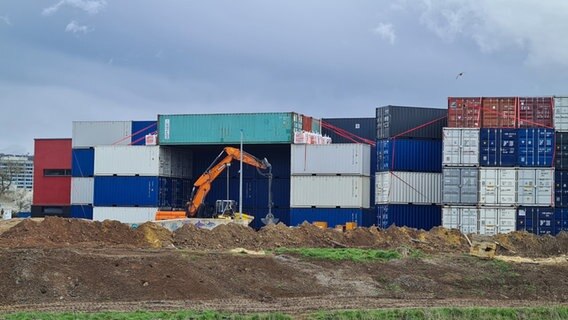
[186,147,269,217]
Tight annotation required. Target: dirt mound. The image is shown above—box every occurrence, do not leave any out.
[0,217,149,248]
[136,222,173,248]
[493,231,568,258]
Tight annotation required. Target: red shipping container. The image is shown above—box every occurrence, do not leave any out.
[302,116,313,132]
[447,97,482,128]
[482,97,517,128]
[33,138,72,205]
[518,97,553,128]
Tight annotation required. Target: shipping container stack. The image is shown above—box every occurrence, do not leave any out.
[553,97,568,235]
[442,97,556,235]
[289,144,374,228]
[374,106,447,230]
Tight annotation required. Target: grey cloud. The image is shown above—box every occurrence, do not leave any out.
[42,0,107,16]
[65,20,90,33]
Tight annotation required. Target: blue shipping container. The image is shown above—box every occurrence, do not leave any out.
[479,128,517,166]
[518,128,554,167]
[376,204,441,230]
[94,176,183,208]
[289,208,376,228]
[71,148,94,177]
[376,139,442,172]
[131,121,158,145]
[247,207,290,230]
[70,205,93,219]
[555,208,568,232]
[205,177,290,209]
[555,171,568,207]
[517,207,561,235]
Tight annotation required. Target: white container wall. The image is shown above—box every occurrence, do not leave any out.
[442,206,478,234]
[517,168,554,206]
[554,97,568,132]
[478,207,516,235]
[478,168,516,205]
[70,177,94,204]
[375,172,442,205]
[93,207,157,224]
[442,128,480,166]
[72,121,132,148]
[291,144,371,176]
[290,176,370,208]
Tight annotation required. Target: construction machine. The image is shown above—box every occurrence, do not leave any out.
[154,147,278,227]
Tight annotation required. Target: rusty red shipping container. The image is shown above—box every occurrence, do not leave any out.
[518,97,553,128]
[33,138,72,205]
[482,97,517,128]
[447,97,482,128]
[302,116,313,132]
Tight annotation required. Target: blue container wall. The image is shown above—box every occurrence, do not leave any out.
[376,139,442,172]
[321,118,376,143]
[247,208,290,230]
[131,121,158,145]
[517,207,559,235]
[555,208,568,233]
[94,176,178,207]
[205,178,290,209]
[71,148,94,177]
[16,212,31,218]
[555,132,568,170]
[70,205,93,219]
[518,128,554,167]
[479,129,517,166]
[555,171,568,207]
[376,204,441,230]
[289,208,375,227]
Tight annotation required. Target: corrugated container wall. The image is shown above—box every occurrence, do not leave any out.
[442,168,479,205]
[377,139,442,172]
[70,205,93,219]
[442,128,480,167]
[131,121,158,145]
[481,97,517,128]
[289,208,376,227]
[554,97,568,131]
[376,106,447,140]
[518,97,553,128]
[375,172,442,204]
[555,132,568,170]
[555,171,568,207]
[478,168,516,205]
[33,139,72,206]
[442,206,478,234]
[554,208,568,233]
[517,128,554,167]
[290,176,370,208]
[158,113,303,145]
[478,208,516,235]
[321,118,376,143]
[516,207,559,235]
[517,168,553,206]
[376,204,441,230]
[72,121,132,148]
[479,129,517,167]
[70,177,94,205]
[71,148,94,177]
[447,97,482,128]
[291,144,370,176]
[93,207,158,224]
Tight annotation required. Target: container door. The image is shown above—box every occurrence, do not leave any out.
[479,169,498,205]
[535,169,553,206]
[499,169,517,205]
[461,129,480,166]
[375,173,389,204]
[479,208,498,235]
[517,169,535,205]
[498,208,516,234]
[442,169,460,204]
[442,207,459,229]
[461,168,479,204]
[442,129,460,166]
[461,207,479,234]
[554,97,568,131]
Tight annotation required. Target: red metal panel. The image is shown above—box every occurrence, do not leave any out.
[33,139,72,205]
[518,97,553,128]
[482,97,517,128]
[447,97,482,128]
[302,116,313,132]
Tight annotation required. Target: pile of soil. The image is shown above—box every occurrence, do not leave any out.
[493,231,568,258]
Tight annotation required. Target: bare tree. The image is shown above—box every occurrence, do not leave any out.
[0,157,24,196]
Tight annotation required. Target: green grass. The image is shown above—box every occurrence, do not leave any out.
[4,307,568,320]
[273,248,401,262]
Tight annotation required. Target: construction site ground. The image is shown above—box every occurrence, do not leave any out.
[0,217,567,317]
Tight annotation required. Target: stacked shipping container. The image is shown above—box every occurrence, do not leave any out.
[553,97,568,235]
[443,97,557,235]
[375,106,446,230]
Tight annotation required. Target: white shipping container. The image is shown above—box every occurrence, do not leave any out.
[442,128,480,166]
[442,206,478,234]
[72,121,132,148]
[290,176,370,208]
[554,97,568,132]
[479,168,516,205]
[517,168,554,206]
[375,171,442,205]
[291,143,370,176]
[71,177,94,204]
[478,207,516,235]
[93,207,157,224]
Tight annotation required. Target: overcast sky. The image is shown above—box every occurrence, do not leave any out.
[1,0,568,154]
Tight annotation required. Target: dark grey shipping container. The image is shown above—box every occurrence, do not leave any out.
[321,118,376,143]
[376,105,447,140]
[442,168,479,205]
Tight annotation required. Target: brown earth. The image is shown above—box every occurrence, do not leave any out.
[0,217,566,315]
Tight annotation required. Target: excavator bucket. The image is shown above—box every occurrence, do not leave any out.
[261,212,279,225]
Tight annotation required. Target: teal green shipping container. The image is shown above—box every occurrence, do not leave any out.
[158,113,302,145]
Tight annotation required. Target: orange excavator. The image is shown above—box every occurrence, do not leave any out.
[155,147,276,224]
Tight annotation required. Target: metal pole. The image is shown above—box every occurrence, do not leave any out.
[239,129,243,216]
